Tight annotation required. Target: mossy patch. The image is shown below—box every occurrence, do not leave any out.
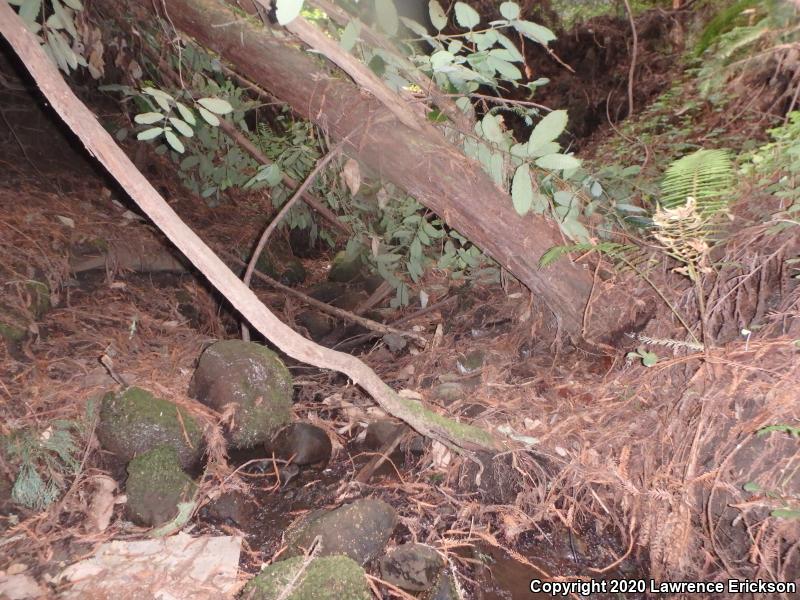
[189,340,292,449]
[125,445,196,527]
[243,555,370,600]
[96,387,204,470]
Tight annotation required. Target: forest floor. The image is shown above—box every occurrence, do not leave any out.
[2,14,800,600]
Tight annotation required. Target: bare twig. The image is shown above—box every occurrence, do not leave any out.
[241,135,351,340]
[622,0,638,117]
[222,249,427,344]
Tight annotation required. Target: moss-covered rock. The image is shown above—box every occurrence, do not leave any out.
[189,340,292,449]
[243,555,370,600]
[285,498,396,565]
[125,445,196,526]
[96,387,204,470]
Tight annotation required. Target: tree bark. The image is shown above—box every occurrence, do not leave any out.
[137,0,594,335]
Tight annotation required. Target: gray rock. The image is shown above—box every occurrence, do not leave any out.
[244,555,370,600]
[286,498,397,565]
[204,491,258,527]
[125,446,196,527]
[189,340,292,449]
[268,423,332,466]
[379,543,444,592]
[431,382,467,404]
[96,387,204,470]
[426,572,458,600]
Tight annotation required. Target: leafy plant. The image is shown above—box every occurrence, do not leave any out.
[3,420,81,510]
[626,346,659,367]
[660,149,733,215]
[8,0,103,77]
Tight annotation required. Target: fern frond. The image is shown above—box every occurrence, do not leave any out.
[660,149,733,216]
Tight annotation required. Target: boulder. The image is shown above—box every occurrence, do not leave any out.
[244,555,369,600]
[285,498,396,565]
[189,340,292,449]
[125,446,196,527]
[96,387,203,470]
[379,543,444,592]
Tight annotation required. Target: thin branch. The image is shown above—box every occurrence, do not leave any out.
[622,0,638,117]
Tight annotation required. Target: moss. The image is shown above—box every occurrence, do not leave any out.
[0,321,26,342]
[126,445,196,526]
[190,340,292,448]
[244,555,370,600]
[399,395,496,449]
[25,280,51,319]
[97,387,204,469]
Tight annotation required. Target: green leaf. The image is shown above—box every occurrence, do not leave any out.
[487,55,522,80]
[772,508,800,519]
[164,130,185,153]
[180,155,201,170]
[134,112,163,125]
[529,110,567,148]
[197,97,233,115]
[175,102,196,126]
[340,21,361,51]
[197,106,220,126]
[428,0,447,31]
[136,127,163,141]
[276,0,304,25]
[169,117,194,138]
[535,153,581,171]
[142,86,173,112]
[743,481,762,493]
[513,20,556,46]
[481,114,504,143]
[431,50,454,70]
[454,2,480,29]
[494,33,524,61]
[527,140,560,158]
[375,0,399,35]
[511,164,533,216]
[499,2,520,20]
[19,0,42,25]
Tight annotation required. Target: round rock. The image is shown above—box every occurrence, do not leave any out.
[285,498,397,565]
[379,543,444,592]
[96,387,203,470]
[244,555,369,600]
[189,340,292,449]
[125,445,196,527]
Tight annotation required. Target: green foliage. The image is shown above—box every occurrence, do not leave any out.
[3,419,81,510]
[9,0,99,77]
[695,1,800,102]
[694,0,759,57]
[660,149,733,215]
[626,347,659,367]
[742,111,800,208]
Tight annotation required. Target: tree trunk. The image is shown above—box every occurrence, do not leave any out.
[134,0,594,335]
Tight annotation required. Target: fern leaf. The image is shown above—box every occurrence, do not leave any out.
[660,149,733,216]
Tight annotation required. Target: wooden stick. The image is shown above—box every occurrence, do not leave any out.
[222,250,427,344]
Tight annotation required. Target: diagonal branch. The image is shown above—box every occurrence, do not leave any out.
[0,2,496,453]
